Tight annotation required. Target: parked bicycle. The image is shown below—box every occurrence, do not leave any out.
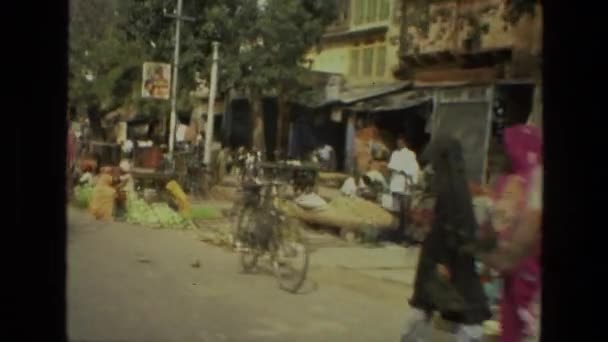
[234,176,309,294]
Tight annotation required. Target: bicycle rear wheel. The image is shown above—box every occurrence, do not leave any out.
[236,206,260,273]
[272,234,309,293]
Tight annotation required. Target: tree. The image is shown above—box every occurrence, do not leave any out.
[68,0,146,114]
[195,0,337,152]
[254,0,338,153]
[118,0,336,152]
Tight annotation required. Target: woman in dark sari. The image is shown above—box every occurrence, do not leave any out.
[401,136,491,342]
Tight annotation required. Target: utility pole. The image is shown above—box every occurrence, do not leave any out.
[165,0,194,155]
[203,41,220,165]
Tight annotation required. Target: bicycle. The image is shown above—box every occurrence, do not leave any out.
[234,177,309,294]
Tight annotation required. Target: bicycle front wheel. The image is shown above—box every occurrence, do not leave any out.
[236,206,260,273]
[273,237,309,293]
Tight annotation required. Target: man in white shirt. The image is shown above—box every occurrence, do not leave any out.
[388,136,420,193]
[387,136,421,245]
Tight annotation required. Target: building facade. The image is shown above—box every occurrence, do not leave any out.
[304,0,403,89]
[392,0,543,184]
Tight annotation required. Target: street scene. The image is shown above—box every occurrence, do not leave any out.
[68,207,444,342]
[68,1,542,341]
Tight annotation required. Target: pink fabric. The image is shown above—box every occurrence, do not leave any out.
[503,125,542,177]
[496,125,542,342]
[67,128,75,168]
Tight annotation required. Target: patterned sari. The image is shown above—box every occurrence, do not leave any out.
[493,125,542,342]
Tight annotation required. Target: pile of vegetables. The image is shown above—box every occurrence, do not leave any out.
[150,203,193,229]
[126,197,194,229]
[126,198,162,228]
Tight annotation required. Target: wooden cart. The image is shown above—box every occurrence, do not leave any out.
[131,168,178,194]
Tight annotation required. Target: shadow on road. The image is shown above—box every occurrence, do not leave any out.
[237,260,319,295]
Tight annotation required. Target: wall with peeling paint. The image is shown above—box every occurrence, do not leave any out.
[404,0,542,53]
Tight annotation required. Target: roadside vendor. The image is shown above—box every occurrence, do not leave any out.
[340,169,385,201]
[315,144,336,171]
[115,160,135,220]
[89,174,117,221]
[340,173,368,198]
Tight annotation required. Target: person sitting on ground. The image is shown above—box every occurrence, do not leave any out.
[315,144,336,171]
[340,172,366,198]
[340,173,379,201]
[89,174,117,222]
[366,160,389,191]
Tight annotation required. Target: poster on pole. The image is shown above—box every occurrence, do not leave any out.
[141,62,171,100]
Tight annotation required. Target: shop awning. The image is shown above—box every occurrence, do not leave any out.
[294,81,413,109]
[347,89,433,113]
[338,82,412,104]
[367,96,433,112]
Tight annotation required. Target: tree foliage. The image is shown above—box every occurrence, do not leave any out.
[69,0,337,147]
[69,0,147,112]
[115,0,336,99]
[116,0,336,149]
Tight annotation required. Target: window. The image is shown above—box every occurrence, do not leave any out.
[329,0,350,29]
[353,0,391,26]
[362,47,374,77]
[350,44,387,79]
[367,0,378,23]
[379,0,390,21]
[376,46,386,77]
[354,0,365,26]
[350,49,360,77]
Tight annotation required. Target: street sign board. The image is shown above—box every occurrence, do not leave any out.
[142,62,171,100]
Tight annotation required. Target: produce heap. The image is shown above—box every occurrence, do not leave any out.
[126,198,194,229]
[73,184,194,229]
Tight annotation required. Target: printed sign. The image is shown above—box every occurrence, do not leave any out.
[142,62,171,100]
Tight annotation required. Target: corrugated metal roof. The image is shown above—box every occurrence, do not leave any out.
[368,96,433,112]
[339,82,412,104]
[295,81,413,108]
[345,89,433,112]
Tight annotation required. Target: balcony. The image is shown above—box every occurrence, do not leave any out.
[399,0,518,66]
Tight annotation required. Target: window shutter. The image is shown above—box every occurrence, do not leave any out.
[362,47,374,77]
[376,46,387,77]
[354,0,365,25]
[350,49,361,77]
[367,0,378,23]
[379,0,390,21]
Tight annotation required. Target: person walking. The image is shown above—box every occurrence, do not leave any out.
[401,136,491,342]
[466,124,543,342]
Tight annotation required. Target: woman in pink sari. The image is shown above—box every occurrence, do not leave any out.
[480,124,543,342]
